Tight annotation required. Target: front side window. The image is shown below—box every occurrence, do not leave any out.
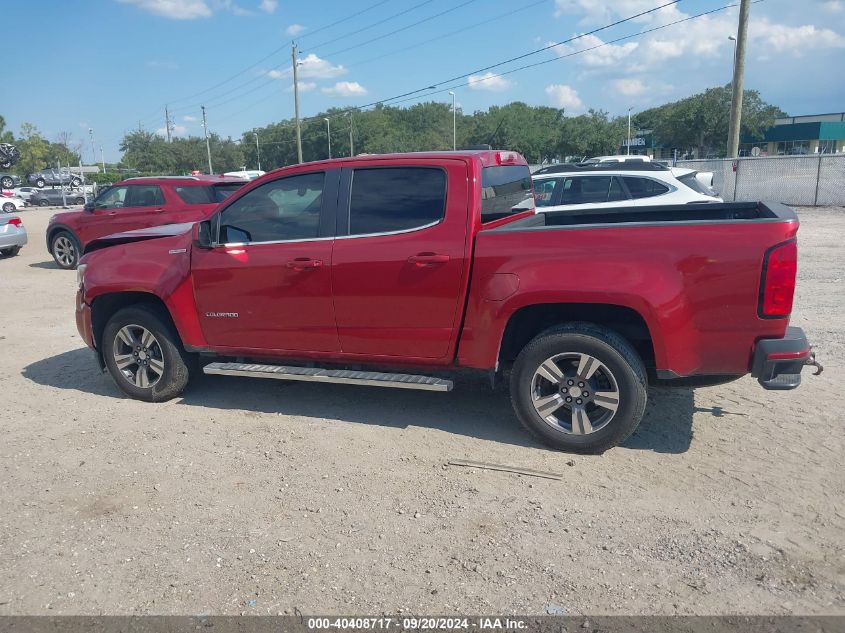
[127,185,164,207]
[349,167,446,236]
[218,172,325,244]
[623,176,670,199]
[94,186,128,209]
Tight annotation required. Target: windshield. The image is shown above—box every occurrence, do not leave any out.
[677,172,717,197]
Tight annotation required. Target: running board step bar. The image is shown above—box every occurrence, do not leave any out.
[203,362,453,392]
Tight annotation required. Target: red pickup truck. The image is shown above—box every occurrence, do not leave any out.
[74,150,820,453]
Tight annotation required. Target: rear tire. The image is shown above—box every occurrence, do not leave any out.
[1,176,13,188]
[2,202,14,213]
[75,197,85,205]
[50,230,80,269]
[0,246,21,257]
[38,199,49,207]
[510,322,647,454]
[102,306,193,402]
[35,179,45,188]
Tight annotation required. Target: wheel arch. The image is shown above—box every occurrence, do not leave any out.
[45,223,79,250]
[91,292,182,356]
[498,303,656,371]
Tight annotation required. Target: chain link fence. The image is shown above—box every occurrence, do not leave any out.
[676,154,845,206]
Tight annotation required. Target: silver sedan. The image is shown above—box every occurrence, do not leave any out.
[0,214,27,257]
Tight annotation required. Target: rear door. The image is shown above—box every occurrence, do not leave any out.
[75,184,167,245]
[330,159,470,360]
[540,175,630,213]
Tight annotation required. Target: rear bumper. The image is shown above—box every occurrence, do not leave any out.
[0,227,27,249]
[751,326,821,390]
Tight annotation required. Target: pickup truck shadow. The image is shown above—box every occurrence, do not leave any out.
[23,348,697,454]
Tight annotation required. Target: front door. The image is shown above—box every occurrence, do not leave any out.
[192,169,340,353]
[76,184,167,245]
[331,161,469,360]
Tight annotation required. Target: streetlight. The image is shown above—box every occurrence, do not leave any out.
[88,128,96,165]
[627,107,633,155]
[253,129,261,171]
[448,91,456,150]
[324,118,331,159]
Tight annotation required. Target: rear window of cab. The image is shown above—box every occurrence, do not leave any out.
[481,165,534,222]
[175,183,245,204]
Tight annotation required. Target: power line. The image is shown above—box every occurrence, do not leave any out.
[306,0,437,51]
[321,0,480,58]
[138,0,396,118]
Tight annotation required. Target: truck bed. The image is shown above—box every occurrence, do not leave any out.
[498,201,796,229]
[458,201,799,376]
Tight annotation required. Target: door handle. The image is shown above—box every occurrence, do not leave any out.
[286,257,323,271]
[408,253,450,266]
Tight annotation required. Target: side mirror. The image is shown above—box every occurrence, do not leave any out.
[196,220,213,249]
[83,202,94,212]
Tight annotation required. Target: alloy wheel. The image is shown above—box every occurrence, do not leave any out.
[53,236,76,267]
[112,325,165,389]
[530,352,620,435]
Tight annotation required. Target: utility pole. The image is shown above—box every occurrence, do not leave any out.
[627,107,633,155]
[201,106,213,174]
[291,43,303,163]
[253,130,261,171]
[88,128,96,165]
[100,146,105,174]
[324,118,331,159]
[165,105,173,143]
[349,111,354,157]
[449,91,456,150]
[727,0,751,158]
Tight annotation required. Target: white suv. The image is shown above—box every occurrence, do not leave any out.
[531,163,721,213]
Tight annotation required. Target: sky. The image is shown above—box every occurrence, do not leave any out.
[3,0,845,163]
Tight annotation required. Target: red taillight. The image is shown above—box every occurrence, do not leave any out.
[8,217,21,226]
[759,240,797,318]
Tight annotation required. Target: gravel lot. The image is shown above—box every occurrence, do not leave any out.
[0,206,842,616]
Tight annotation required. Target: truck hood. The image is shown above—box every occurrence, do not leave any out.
[84,222,195,254]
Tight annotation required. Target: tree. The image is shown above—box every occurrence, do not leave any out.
[636,85,785,157]
[16,123,52,176]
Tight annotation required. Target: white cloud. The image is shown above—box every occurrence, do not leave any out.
[467,72,513,92]
[321,81,368,97]
[822,0,842,12]
[285,81,316,93]
[268,53,347,80]
[155,124,188,137]
[286,23,305,36]
[554,0,680,25]
[750,18,845,54]
[545,84,584,112]
[259,0,277,13]
[549,34,638,67]
[612,78,646,97]
[183,115,198,122]
[118,0,212,19]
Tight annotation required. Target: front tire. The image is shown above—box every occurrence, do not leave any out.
[510,323,647,454]
[1,176,13,188]
[50,230,80,269]
[35,179,45,188]
[102,306,193,402]
[2,202,14,213]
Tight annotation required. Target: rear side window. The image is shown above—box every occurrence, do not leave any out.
[481,165,533,222]
[349,167,446,236]
[176,183,244,204]
[623,176,670,199]
[561,176,616,205]
[127,185,164,207]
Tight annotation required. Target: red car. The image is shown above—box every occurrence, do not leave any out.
[74,150,820,453]
[45,175,247,269]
